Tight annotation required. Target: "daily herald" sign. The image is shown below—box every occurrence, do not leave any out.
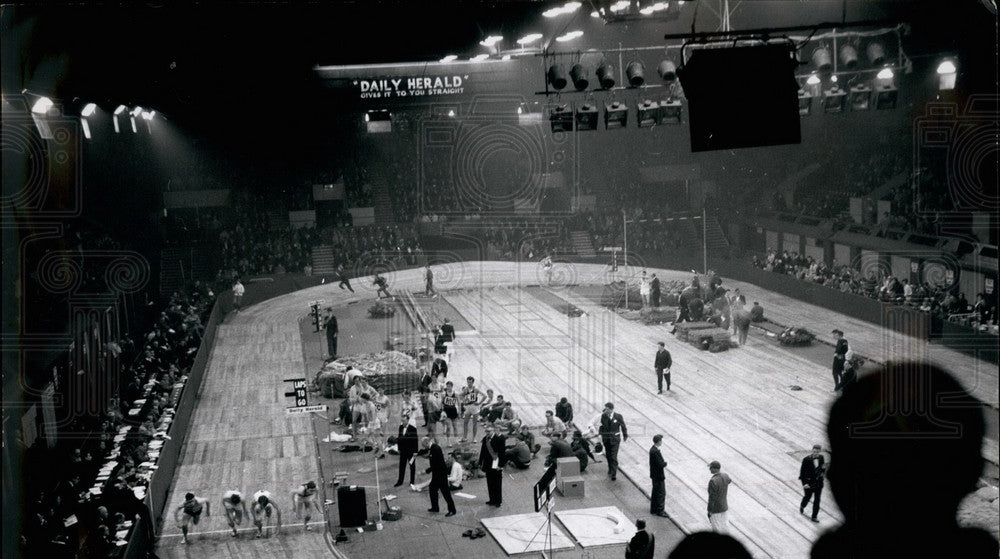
[355,75,466,99]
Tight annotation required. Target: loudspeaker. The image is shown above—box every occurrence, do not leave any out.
[678,44,801,152]
[337,486,367,527]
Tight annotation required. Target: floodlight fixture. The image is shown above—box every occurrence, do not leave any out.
[812,46,832,72]
[480,35,503,47]
[570,64,589,90]
[806,73,821,85]
[839,44,859,70]
[517,33,543,45]
[876,68,894,80]
[866,42,886,66]
[131,106,143,117]
[114,105,127,115]
[657,60,677,82]
[548,64,568,90]
[596,63,616,89]
[31,96,53,114]
[81,103,97,117]
[441,55,458,62]
[626,61,645,87]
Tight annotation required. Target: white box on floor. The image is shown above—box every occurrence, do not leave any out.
[556,457,581,477]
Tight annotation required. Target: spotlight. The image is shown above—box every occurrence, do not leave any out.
[131,106,143,117]
[823,85,846,113]
[114,105,127,115]
[30,96,53,115]
[812,46,832,72]
[130,116,138,133]
[113,115,121,133]
[81,118,92,139]
[637,99,660,127]
[874,84,898,110]
[556,30,583,42]
[142,110,156,120]
[806,73,821,85]
[866,42,886,66]
[937,59,957,90]
[625,61,645,87]
[570,64,589,90]
[470,54,490,62]
[596,63,616,89]
[604,101,628,128]
[440,55,458,62]
[659,98,682,124]
[81,103,97,117]
[849,84,871,111]
[549,104,573,132]
[839,44,859,70]
[657,60,677,82]
[876,68,894,80]
[798,89,813,116]
[517,33,543,45]
[480,35,503,47]
[548,65,568,90]
[575,103,599,130]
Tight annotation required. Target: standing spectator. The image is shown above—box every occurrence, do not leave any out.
[394,411,419,487]
[707,461,732,533]
[600,402,628,481]
[831,329,849,390]
[799,444,826,523]
[640,270,651,308]
[649,435,669,517]
[324,310,338,359]
[423,439,457,516]
[650,274,661,308]
[654,342,672,394]
[479,423,506,507]
[232,279,245,311]
[732,297,752,346]
[626,519,655,559]
[459,376,486,443]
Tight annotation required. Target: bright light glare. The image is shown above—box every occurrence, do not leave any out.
[544,2,582,17]
[440,55,458,62]
[831,75,838,83]
[130,116,137,133]
[480,35,503,47]
[806,74,821,85]
[81,103,97,117]
[517,33,543,45]
[31,96,53,114]
[555,30,583,42]
[936,60,957,74]
[471,54,490,61]
[876,68,894,79]
[611,1,631,12]
[81,118,91,139]
[131,106,143,117]
[591,10,600,17]
[114,105,127,115]
[113,116,121,133]
[447,110,456,117]
[142,110,156,120]
[502,54,511,61]
[640,6,655,14]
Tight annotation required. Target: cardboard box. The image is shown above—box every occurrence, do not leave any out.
[558,476,585,498]
[556,457,581,477]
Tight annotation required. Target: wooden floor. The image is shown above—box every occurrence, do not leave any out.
[158,262,997,559]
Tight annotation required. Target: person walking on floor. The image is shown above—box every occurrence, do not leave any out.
[423,438,457,516]
[336,264,354,292]
[424,264,436,297]
[707,461,732,533]
[479,423,506,506]
[600,402,628,481]
[799,444,826,522]
[654,342,672,394]
[649,435,669,517]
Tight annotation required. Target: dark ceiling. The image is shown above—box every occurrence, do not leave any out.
[2,1,996,145]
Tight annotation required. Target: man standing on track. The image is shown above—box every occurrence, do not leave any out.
[479,423,506,506]
[799,445,826,523]
[459,376,486,443]
[654,342,672,394]
[832,330,849,390]
[394,410,419,487]
[600,402,628,481]
[707,461,732,533]
[649,435,669,517]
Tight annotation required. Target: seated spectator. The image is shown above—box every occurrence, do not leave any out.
[749,301,764,323]
[545,432,575,468]
[542,410,567,438]
[571,430,598,465]
[482,395,506,423]
[555,397,574,424]
[516,425,542,458]
[504,437,533,469]
[494,402,520,432]
[812,362,999,558]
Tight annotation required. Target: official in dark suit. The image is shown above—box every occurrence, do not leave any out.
[799,444,826,522]
[425,441,456,516]
[600,402,628,480]
[394,415,419,487]
[479,424,506,506]
[649,435,669,516]
[435,319,456,354]
[832,330,848,390]
[626,519,655,559]
[654,342,672,394]
[324,312,338,359]
[650,274,661,308]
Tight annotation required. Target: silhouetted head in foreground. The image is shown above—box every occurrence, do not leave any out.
[668,531,752,559]
[812,362,998,558]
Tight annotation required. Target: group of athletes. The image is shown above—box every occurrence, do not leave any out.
[173,481,321,543]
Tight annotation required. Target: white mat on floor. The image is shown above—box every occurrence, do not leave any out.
[480,512,575,555]
[554,506,635,548]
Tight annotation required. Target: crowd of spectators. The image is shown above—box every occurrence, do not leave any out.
[324,223,424,267]
[21,283,216,558]
[752,249,998,330]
